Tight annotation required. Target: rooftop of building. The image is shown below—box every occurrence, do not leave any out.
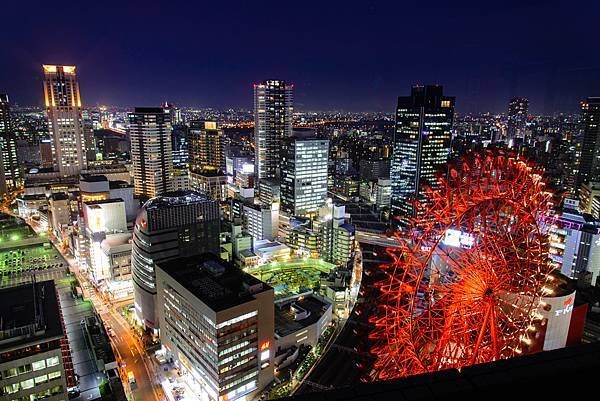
[143,190,214,210]
[254,240,289,252]
[0,280,63,352]
[157,253,272,312]
[50,192,69,201]
[80,174,109,183]
[101,233,132,253]
[274,295,331,338]
[84,198,124,206]
[109,180,132,189]
[18,193,48,201]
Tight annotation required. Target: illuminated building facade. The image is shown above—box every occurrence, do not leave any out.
[254,80,293,181]
[0,281,74,401]
[547,200,600,285]
[42,65,89,176]
[0,94,21,194]
[390,85,454,227]
[156,254,274,401]
[577,98,600,191]
[280,137,329,217]
[129,107,174,198]
[189,121,226,173]
[507,97,529,141]
[131,190,220,329]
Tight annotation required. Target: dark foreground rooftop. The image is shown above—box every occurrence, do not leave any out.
[0,280,63,352]
[279,340,600,401]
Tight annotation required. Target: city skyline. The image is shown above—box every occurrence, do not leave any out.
[1,1,600,113]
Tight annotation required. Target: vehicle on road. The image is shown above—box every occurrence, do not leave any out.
[127,371,137,389]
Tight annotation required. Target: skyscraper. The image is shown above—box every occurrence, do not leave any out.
[390,85,454,227]
[42,65,89,176]
[254,80,293,181]
[131,190,220,329]
[188,121,226,173]
[507,97,529,141]
[129,107,174,198]
[0,94,20,194]
[280,136,329,217]
[577,97,600,190]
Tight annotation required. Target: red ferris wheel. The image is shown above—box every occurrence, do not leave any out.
[369,151,556,380]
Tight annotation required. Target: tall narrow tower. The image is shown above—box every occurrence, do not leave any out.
[0,94,20,194]
[577,97,600,191]
[43,65,88,176]
[254,80,293,181]
[129,107,174,198]
[390,85,455,228]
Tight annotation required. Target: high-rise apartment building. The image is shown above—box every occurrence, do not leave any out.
[280,137,329,217]
[0,94,20,194]
[507,97,529,141]
[129,107,174,198]
[577,97,600,190]
[0,280,74,401]
[131,190,220,329]
[188,121,226,173]
[171,124,188,169]
[156,254,274,401]
[42,65,89,176]
[254,80,293,181]
[390,85,454,227]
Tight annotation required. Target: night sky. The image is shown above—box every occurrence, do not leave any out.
[1,0,599,113]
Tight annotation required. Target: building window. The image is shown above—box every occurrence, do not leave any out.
[34,374,48,385]
[46,356,60,367]
[48,371,61,381]
[32,360,46,371]
[20,378,35,390]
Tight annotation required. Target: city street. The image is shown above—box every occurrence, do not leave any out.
[44,230,164,401]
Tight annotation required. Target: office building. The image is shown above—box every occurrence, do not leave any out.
[507,97,529,141]
[163,102,182,125]
[189,121,226,173]
[243,202,279,241]
[156,254,274,401]
[254,80,293,181]
[171,124,188,169]
[258,179,280,206]
[577,98,600,190]
[131,190,220,329]
[42,65,89,176]
[374,178,392,210]
[0,94,21,194]
[129,107,174,198]
[390,85,454,227]
[359,157,390,181]
[0,280,74,401]
[318,203,355,267]
[280,137,329,217]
